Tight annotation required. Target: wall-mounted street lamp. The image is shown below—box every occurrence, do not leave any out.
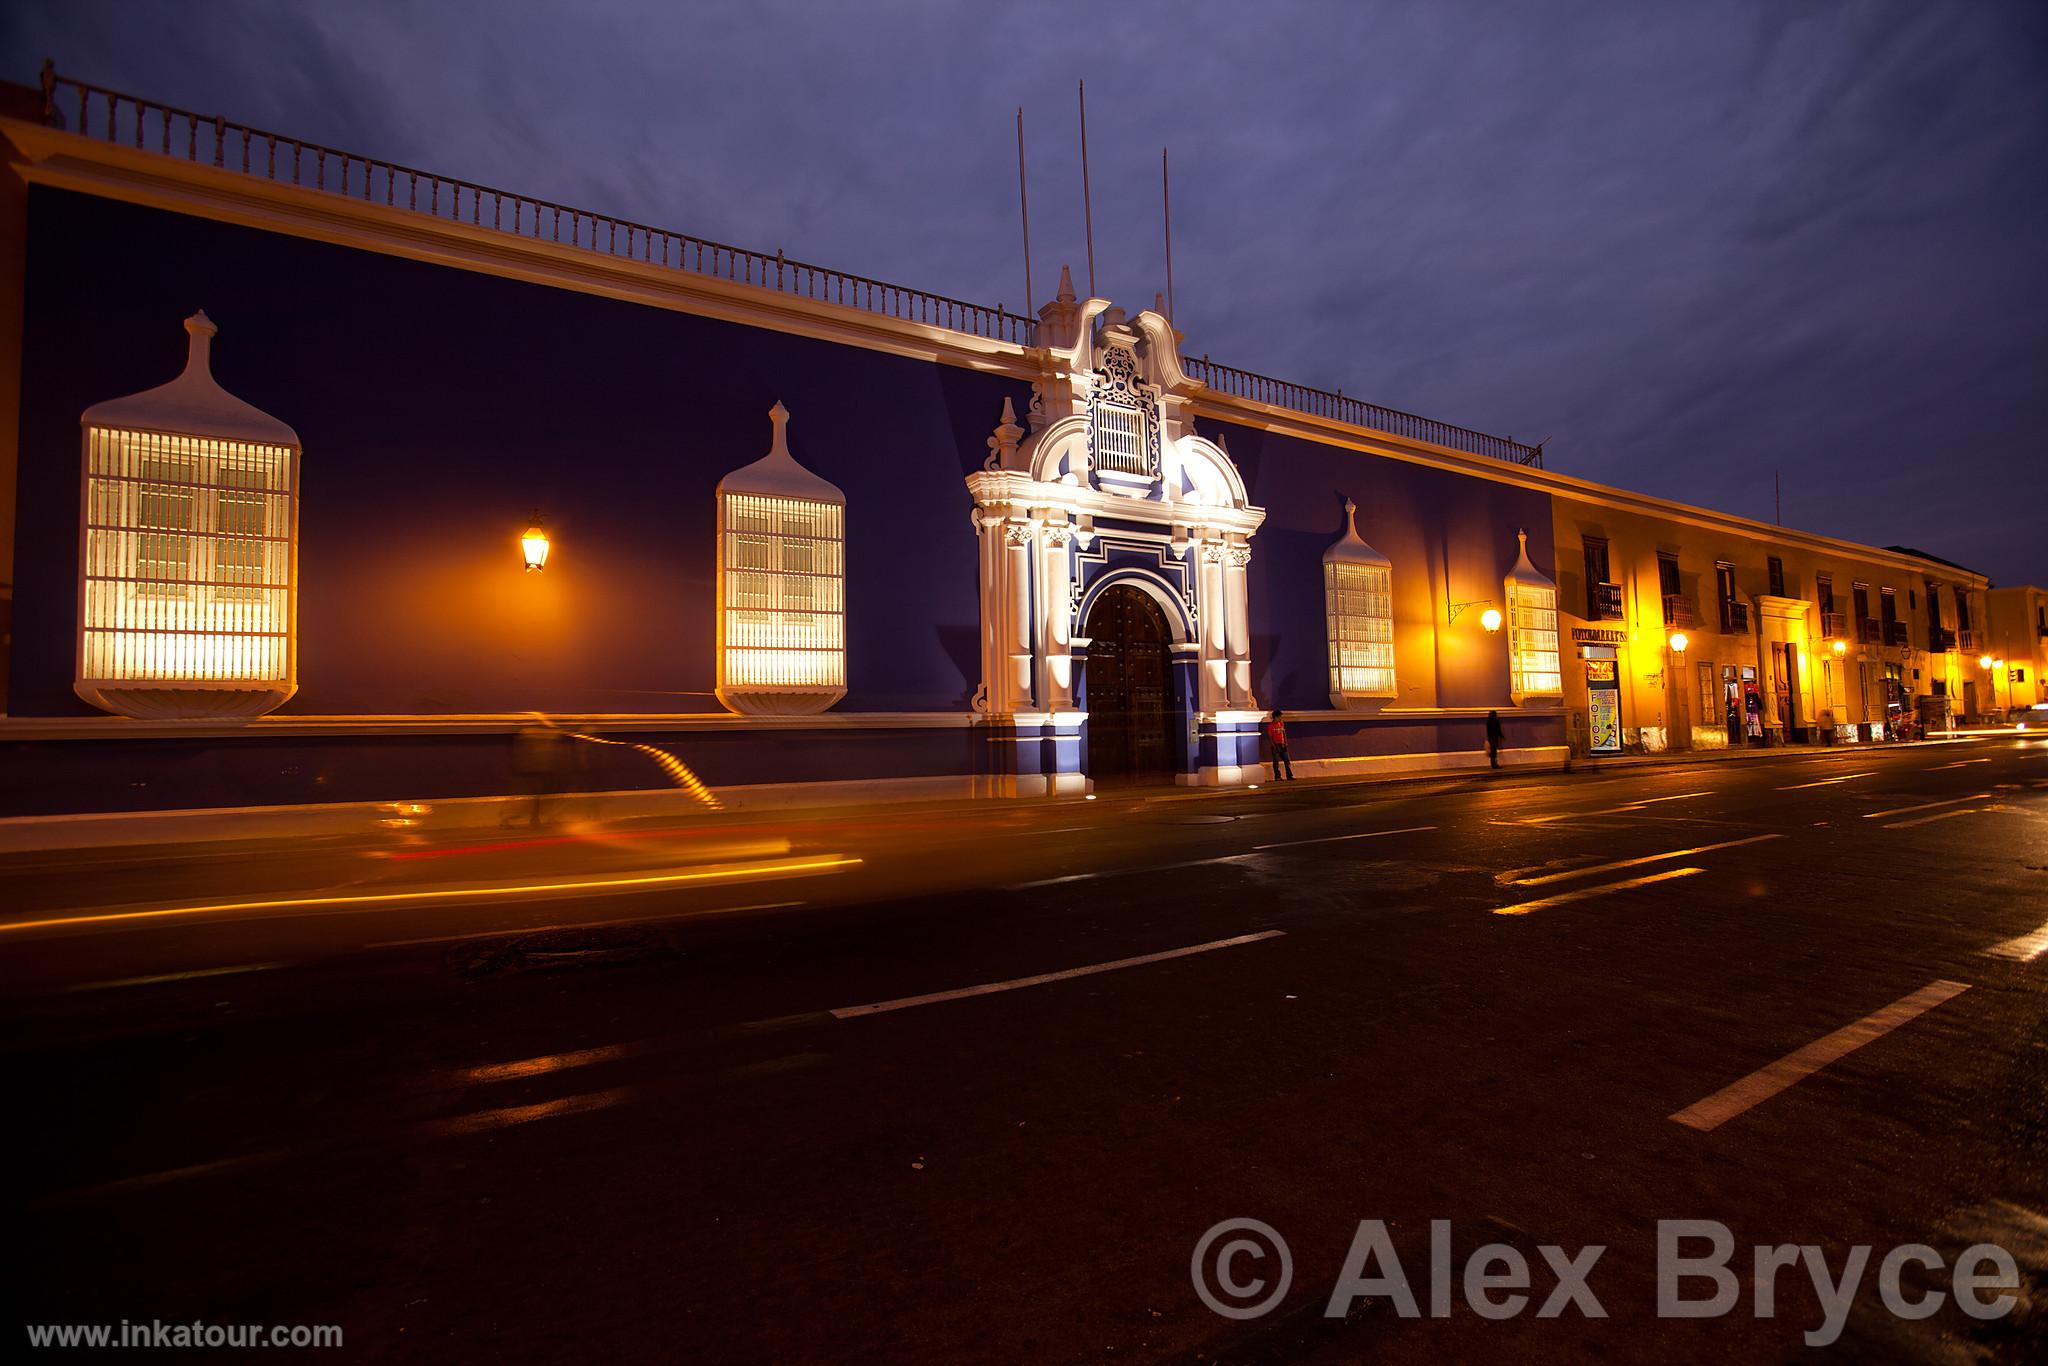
[1668,631,1690,655]
[521,513,550,572]
[1979,653,1995,670]
[1832,639,1847,656]
[1450,599,1503,632]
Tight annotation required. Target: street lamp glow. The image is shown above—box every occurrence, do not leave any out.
[1832,639,1847,656]
[1668,631,1689,654]
[1980,654,1994,670]
[521,514,550,572]
[1479,606,1503,633]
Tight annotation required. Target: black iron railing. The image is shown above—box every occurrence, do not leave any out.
[1662,594,1697,628]
[1182,356,1544,467]
[39,68,1554,469]
[38,70,1040,347]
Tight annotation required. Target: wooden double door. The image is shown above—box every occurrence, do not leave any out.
[1083,584,1176,782]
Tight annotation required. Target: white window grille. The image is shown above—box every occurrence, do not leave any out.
[716,402,848,715]
[82,429,294,682]
[720,493,844,690]
[75,313,301,719]
[1093,401,1147,475]
[1322,499,1396,704]
[1504,530,1562,702]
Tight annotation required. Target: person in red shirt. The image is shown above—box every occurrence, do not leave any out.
[1265,709,1295,781]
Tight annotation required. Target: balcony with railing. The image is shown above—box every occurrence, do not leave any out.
[1662,595,1697,628]
[1885,621,1911,647]
[1958,628,1984,653]
[1929,626,1956,654]
[1859,617,1882,644]
[34,68,1550,473]
[1819,610,1847,639]
[1589,582,1624,621]
[1720,600,1750,633]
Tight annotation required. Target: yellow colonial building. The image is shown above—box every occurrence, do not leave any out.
[1550,489,1993,754]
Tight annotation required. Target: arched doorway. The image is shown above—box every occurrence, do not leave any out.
[1083,583,1175,782]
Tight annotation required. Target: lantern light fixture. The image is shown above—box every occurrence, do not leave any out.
[1480,606,1503,634]
[1832,639,1847,656]
[1979,654,1994,670]
[521,512,550,572]
[1668,631,1689,654]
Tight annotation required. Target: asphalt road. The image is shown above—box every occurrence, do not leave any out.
[6,737,2048,1362]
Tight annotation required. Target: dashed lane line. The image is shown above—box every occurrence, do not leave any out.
[1253,825,1437,851]
[1669,980,1972,1131]
[1777,772,1876,790]
[1986,920,2048,963]
[61,962,290,993]
[1491,866,1705,917]
[1884,806,2000,829]
[1861,793,1993,821]
[1503,834,1782,887]
[830,930,1287,1018]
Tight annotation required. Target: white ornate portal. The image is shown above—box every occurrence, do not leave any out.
[966,271,1266,792]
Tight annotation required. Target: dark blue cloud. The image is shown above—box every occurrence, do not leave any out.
[4,0,2042,582]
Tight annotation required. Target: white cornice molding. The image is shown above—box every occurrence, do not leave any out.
[2,119,1040,382]
[1186,393,1988,586]
[966,468,1266,537]
[5,118,1981,587]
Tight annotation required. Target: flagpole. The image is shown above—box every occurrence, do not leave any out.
[1079,79,1096,299]
[1161,146,1174,324]
[1016,107,1034,318]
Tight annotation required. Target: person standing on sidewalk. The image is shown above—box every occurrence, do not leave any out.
[1265,709,1295,781]
[1485,709,1504,769]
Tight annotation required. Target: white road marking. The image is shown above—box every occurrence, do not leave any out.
[1986,919,2048,963]
[63,961,289,993]
[1669,980,1972,1131]
[1861,793,1993,820]
[1936,758,1992,768]
[371,900,803,947]
[1884,807,1989,829]
[1007,854,1256,889]
[1777,771,1876,790]
[1526,791,1711,824]
[1505,835,1783,887]
[1491,866,1705,916]
[1253,825,1437,851]
[830,930,1287,1018]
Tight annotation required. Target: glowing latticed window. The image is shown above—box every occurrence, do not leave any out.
[715,402,848,715]
[720,493,844,689]
[75,312,301,719]
[82,429,295,682]
[1322,498,1397,704]
[1504,530,1562,701]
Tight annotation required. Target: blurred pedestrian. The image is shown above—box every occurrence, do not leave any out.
[1486,709,1504,769]
[1265,709,1295,781]
[513,722,573,826]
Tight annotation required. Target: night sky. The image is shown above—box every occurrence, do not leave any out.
[5,1,2042,585]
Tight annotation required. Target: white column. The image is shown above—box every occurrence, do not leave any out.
[1196,539,1228,711]
[1040,522,1075,710]
[1224,539,1253,706]
[1005,520,1036,710]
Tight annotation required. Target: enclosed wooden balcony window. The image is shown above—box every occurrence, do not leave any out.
[1505,531,1562,702]
[1322,500,1396,705]
[715,403,848,715]
[75,313,300,719]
